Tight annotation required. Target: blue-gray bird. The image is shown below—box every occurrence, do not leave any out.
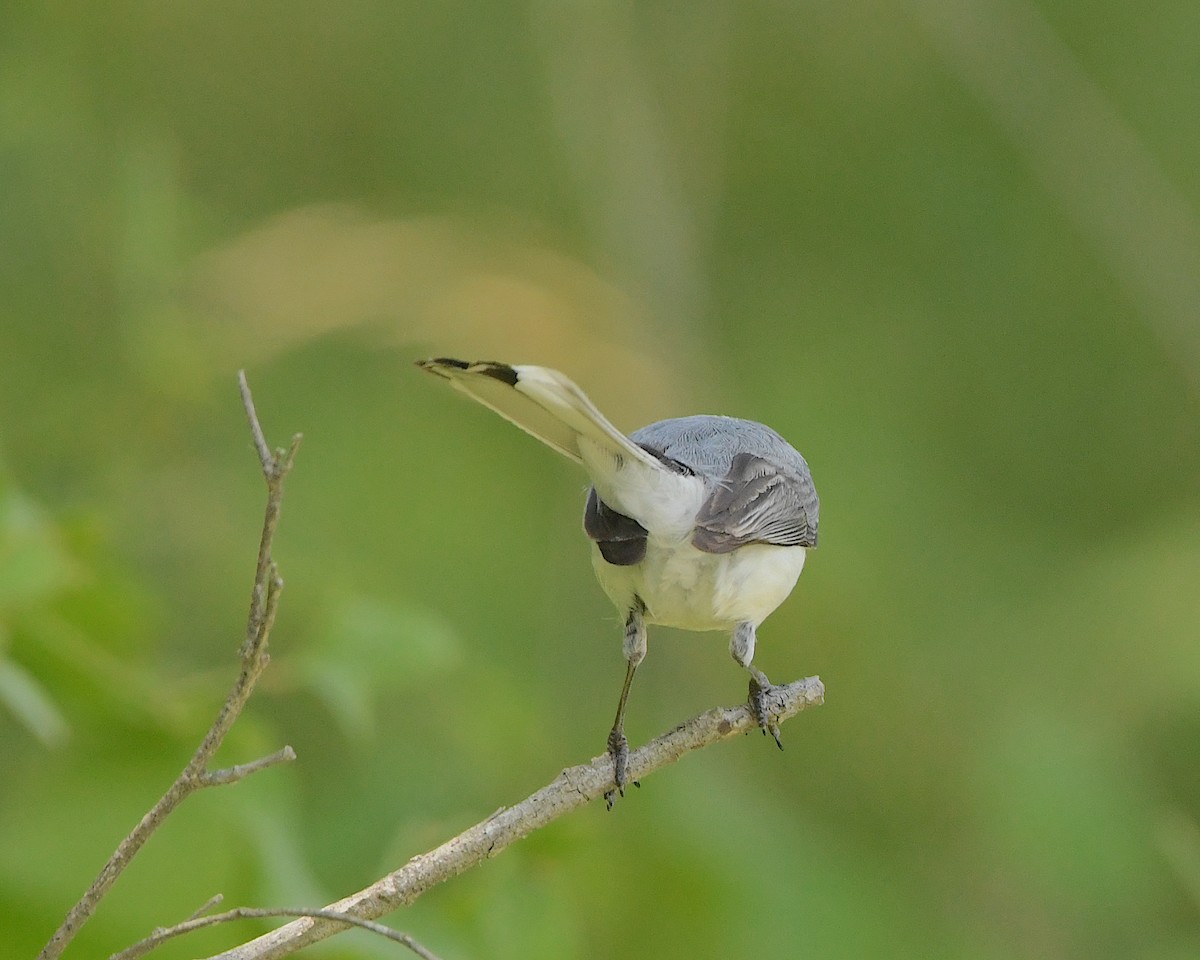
[417,358,819,806]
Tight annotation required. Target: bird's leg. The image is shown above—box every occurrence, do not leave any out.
[731,621,784,749]
[605,600,646,809]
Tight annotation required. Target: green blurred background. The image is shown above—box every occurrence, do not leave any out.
[3,0,1200,957]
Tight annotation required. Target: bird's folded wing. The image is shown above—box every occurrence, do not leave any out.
[691,452,819,554]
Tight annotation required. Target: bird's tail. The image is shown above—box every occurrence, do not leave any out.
[416,358,662,471]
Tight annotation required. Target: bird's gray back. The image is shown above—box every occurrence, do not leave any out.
[630,415,810,480]
[587,414,819,558]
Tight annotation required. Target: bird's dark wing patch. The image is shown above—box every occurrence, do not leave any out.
[692,452,818,554]
[584,487,648,565]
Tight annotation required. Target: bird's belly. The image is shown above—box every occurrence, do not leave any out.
[592,539,807,631]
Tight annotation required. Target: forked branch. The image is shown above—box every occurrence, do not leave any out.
[36,373,301,960]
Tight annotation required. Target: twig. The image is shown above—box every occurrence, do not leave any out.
[110,907,441,960]
[36,372,301,960]
[201,676,825,960]
[199,746,298,787]
[238,370,275,475]
[185,894,227,924]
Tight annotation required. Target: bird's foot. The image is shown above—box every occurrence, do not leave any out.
[604,728,638,809]
[748,676,784,749]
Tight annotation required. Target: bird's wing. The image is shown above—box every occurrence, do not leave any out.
[691,451,819,554]
[416,358,662,471]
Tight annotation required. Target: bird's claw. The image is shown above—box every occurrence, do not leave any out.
[604,728,630,809]
[748,677,784,749]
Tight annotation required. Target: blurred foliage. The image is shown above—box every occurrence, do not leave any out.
[2,0,1200,958]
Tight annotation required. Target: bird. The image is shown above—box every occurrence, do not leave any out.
[417,358,819,806]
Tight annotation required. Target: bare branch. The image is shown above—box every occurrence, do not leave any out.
[37,374,298,960]
[201,676,825,960]
[111,907,441,960]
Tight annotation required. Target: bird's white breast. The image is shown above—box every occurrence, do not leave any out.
[592,538,807,632]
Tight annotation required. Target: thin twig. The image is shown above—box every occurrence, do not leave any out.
[111,907,441,960]
[238,370,274,475]
[185,894,226,924]
[36,374,300,960]
[201,676,825,960]
[200,746,297,787]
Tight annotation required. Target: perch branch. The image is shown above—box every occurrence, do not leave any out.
[36,372,301,960]
[200,676,824,960]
